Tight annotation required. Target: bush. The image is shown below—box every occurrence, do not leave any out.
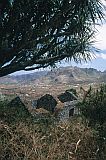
[80,84,106,126]
[79,84,106,159]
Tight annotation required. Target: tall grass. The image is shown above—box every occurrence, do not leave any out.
[0,85,106,160]
[0,116,100,160]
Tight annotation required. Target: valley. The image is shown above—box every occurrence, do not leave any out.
[0,66,105,110]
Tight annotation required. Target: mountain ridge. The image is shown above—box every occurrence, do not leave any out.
[0,66,105,85]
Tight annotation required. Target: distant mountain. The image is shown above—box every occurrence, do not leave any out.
[11,70,48,83]
[0,76,17,84]
[100,70,106,83]
[0,66,105,85]
[37,66,103,85]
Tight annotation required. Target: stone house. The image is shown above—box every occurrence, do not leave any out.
[53,90,79,121]
[32,90,79,121]
[55,100,79,121]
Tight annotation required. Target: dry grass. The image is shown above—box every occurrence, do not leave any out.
[0,117,99,160]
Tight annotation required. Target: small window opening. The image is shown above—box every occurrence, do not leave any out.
[69,108,74,117]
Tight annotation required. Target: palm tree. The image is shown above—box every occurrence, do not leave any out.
[0,0,105,76]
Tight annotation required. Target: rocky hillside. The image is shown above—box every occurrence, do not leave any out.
[29,66,105,85]
[11,70,47,83]
[99,70,106,83]
[43,66,103,84]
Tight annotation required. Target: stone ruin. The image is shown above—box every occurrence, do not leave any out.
[7,90,79,122]
[32,90,79,121]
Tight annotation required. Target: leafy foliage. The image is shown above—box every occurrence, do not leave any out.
[0,0,105,76]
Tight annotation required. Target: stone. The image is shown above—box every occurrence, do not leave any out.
[56,90,79,121]
[36,94,57,113]
[32,99,37,108]
[54,101,79,121]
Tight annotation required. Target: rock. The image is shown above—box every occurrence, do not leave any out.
[36,94,57,113]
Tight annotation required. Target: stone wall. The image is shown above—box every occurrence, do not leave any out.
[56,100,79,121]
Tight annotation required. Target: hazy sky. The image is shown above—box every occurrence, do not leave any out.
[11,0,106,75]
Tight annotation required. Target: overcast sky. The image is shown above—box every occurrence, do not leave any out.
[11,0,106,75]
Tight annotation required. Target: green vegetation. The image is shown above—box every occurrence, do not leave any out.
[80,84,106,126]
[79,84,106,160]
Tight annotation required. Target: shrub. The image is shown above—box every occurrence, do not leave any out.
[80,84,106,126]
[79,84,106,159]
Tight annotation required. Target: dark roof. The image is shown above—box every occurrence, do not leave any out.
[36,94,57,113]
[4,96,31,123]
[57,91,77,103]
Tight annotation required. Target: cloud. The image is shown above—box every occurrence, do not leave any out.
[95,23,106,50]
[95,53,106,59]
[94,0,106,50]
[101,0,106,5]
